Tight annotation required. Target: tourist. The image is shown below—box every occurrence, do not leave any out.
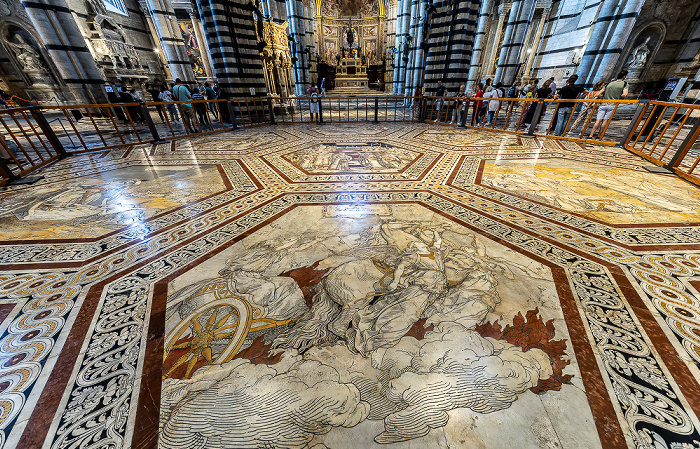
[507,80,520,115]
[191,89,208,130]
[450,84,467,125]
[521,79,553,128]
[173,78,196,133]
[158,84,180,124]
[569,80,605,134]
[472,83,484,125]
[215,85,231,124]
[484,78,493,93]
[307,84,320,122]
[553,75,588,136]
[549,77,557,96]
[589,71,629,139]
[146,83,166,122]
[204,82,218,119]
[433,80,446,122]
[484,82,504,126]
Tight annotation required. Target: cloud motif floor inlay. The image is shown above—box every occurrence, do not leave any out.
[1,123,700,449]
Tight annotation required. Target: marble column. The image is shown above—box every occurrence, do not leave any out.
[493,0,536,85]
[19,0,106,103]
[144,0,195,82]
[521,7,548,79]
[576,0,645,87]
[144,13,172,80]
[481,4,507,81]
[188,9,214,79]
[466,0,492,91]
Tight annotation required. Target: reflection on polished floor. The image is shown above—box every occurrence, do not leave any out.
[2,123,700,449]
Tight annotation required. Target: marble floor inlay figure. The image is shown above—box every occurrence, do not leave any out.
[1,124,700,449]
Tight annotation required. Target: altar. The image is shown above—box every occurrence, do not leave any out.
[335,58,368,88]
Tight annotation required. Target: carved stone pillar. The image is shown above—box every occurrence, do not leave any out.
[494,0,537,84]
[521,7,548,79]
[466,0,493,90]
[144,12,172,80]
[481,3,508,81]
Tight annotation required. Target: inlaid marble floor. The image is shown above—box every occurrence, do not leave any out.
[1,123,700,449]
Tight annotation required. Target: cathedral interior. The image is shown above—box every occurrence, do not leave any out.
[2,0,700,448]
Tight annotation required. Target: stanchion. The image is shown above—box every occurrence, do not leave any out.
[373,97,379,124]
[524,100,544,138]
[459,100,469,128]
[140,102,167,144]
[419,96,426,123]
[30,106,69,157]
[318,98,326,125]
[227,100,239,131]
[619,100,649,148]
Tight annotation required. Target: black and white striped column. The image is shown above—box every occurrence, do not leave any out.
[576,0,645,87]
[466,0,492,91]
[196,0,267,95]
[493,0,536,85]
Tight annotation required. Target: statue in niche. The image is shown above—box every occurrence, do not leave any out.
[625,36,651,69]
[7,34,46,72]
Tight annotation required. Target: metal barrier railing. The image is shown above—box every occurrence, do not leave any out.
[1,95,699,187]
[621,100,700,185]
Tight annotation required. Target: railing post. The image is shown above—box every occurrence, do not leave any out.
[419,96,426,123]
[140,102,167,144]
[618,100,649,148]
[373,97,379,124]
[525,99,544,137]
[30,106,68,158]
[267,97,276,125]
[666,117,700,169]
[227,99,239,131]
[0,160,20,184]
[459,99,469,128]
[318,98,326,124]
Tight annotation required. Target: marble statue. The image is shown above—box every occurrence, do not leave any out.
[7,35,45,71]
[626,36,651,69]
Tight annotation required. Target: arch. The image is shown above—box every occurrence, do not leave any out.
[315,0,385,18]
[0,21,63,87]
[617,20,667,82]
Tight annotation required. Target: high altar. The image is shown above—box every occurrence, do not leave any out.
[335,58,368,88]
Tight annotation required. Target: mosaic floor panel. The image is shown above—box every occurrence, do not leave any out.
[1,123,700,449]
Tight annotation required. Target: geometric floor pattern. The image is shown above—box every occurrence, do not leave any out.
[1,123,700,449]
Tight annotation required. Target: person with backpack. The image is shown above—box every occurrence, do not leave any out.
[450,84,467,124]
[204,82,218,120]
[569,80,604,134]
[589,71,629,139]
[484,82,504,126]
[307,84,320,122]
[191,89,208,130]
[507,80,520,115]
[553,75,588,136]
[173,78,196,133]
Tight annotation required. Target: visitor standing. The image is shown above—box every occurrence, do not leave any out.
[507,80,520,114]
[204,82,218,119]
[589,70,628,139]
[433,80,446,122]
[553,75,587,136]
[307,84,320,122]
[521,79,553,128]
[569,80,604,134]
[173,78,196,133]
[485,82,504,126]
[158,85,180,124]
[473,83,484,125]
[191,89,208,130]
[450,84,467,124]
[548,77,557,96]
[147,83,166,122]
[215,85,231,124]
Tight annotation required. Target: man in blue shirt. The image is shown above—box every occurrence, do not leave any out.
[173,78,195,133]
